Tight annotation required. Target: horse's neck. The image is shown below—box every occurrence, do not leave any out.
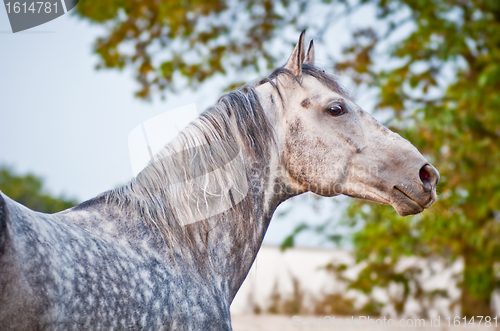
[207,148,285,300]
[62,86,288,301]
[206,85,288,300]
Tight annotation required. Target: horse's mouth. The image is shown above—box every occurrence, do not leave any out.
[392,186,425,216]
[343,185,432,216]
[394,186,426,208]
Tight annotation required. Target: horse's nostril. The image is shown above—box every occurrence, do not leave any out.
[419,168,430,181]
[419,164,439,191]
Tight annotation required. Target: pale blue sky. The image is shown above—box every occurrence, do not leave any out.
[0,10,226,200]
[0,4,382,247]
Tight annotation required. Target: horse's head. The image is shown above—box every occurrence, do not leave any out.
[259,32,438,216]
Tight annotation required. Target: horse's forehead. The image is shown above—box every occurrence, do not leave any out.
[300,75,348,102]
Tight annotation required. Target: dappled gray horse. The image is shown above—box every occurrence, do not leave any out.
[0,32,438,330]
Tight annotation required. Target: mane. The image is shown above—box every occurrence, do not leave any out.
[100,85,274,257]
[97,64,344,258]
[259,64,350,100]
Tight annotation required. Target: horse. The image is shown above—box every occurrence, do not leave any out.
[0,32,439,330]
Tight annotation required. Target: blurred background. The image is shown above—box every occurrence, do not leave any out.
[1,0,499,327]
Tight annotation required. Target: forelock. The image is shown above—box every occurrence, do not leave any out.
[258,64,350,99]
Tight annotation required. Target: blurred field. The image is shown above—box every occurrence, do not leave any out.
[231,246,499,330]
[232,315,499,331]
[230,246,470,317]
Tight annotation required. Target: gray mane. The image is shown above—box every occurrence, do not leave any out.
[95,85,274,257]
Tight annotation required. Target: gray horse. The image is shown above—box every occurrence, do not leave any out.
[0,32,438,330]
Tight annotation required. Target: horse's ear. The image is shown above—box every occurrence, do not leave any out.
[284,30,306,76]
[304,40,315,65]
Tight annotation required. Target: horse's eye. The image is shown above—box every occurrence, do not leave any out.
[327,105,345,116]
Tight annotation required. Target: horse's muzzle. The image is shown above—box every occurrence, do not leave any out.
[391,164,439,216]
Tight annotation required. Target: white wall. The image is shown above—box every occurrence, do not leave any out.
[231,245,500,318]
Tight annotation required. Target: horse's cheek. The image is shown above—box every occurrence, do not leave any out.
[285,126,347,194]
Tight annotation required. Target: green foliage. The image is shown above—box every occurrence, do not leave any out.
[0,167,77,213]
[74,0,323,99]
[334,0,500,316]
[280,223,308,251]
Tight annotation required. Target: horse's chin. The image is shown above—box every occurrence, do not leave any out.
[391,189,426,216]
[343,189,426,217]
[392,201,424,216]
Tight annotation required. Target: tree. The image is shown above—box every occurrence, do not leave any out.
[0,167,77,213]
[330,0,500,316]
[74,0,317,99]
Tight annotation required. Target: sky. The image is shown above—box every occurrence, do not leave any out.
[0,3,383,247]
